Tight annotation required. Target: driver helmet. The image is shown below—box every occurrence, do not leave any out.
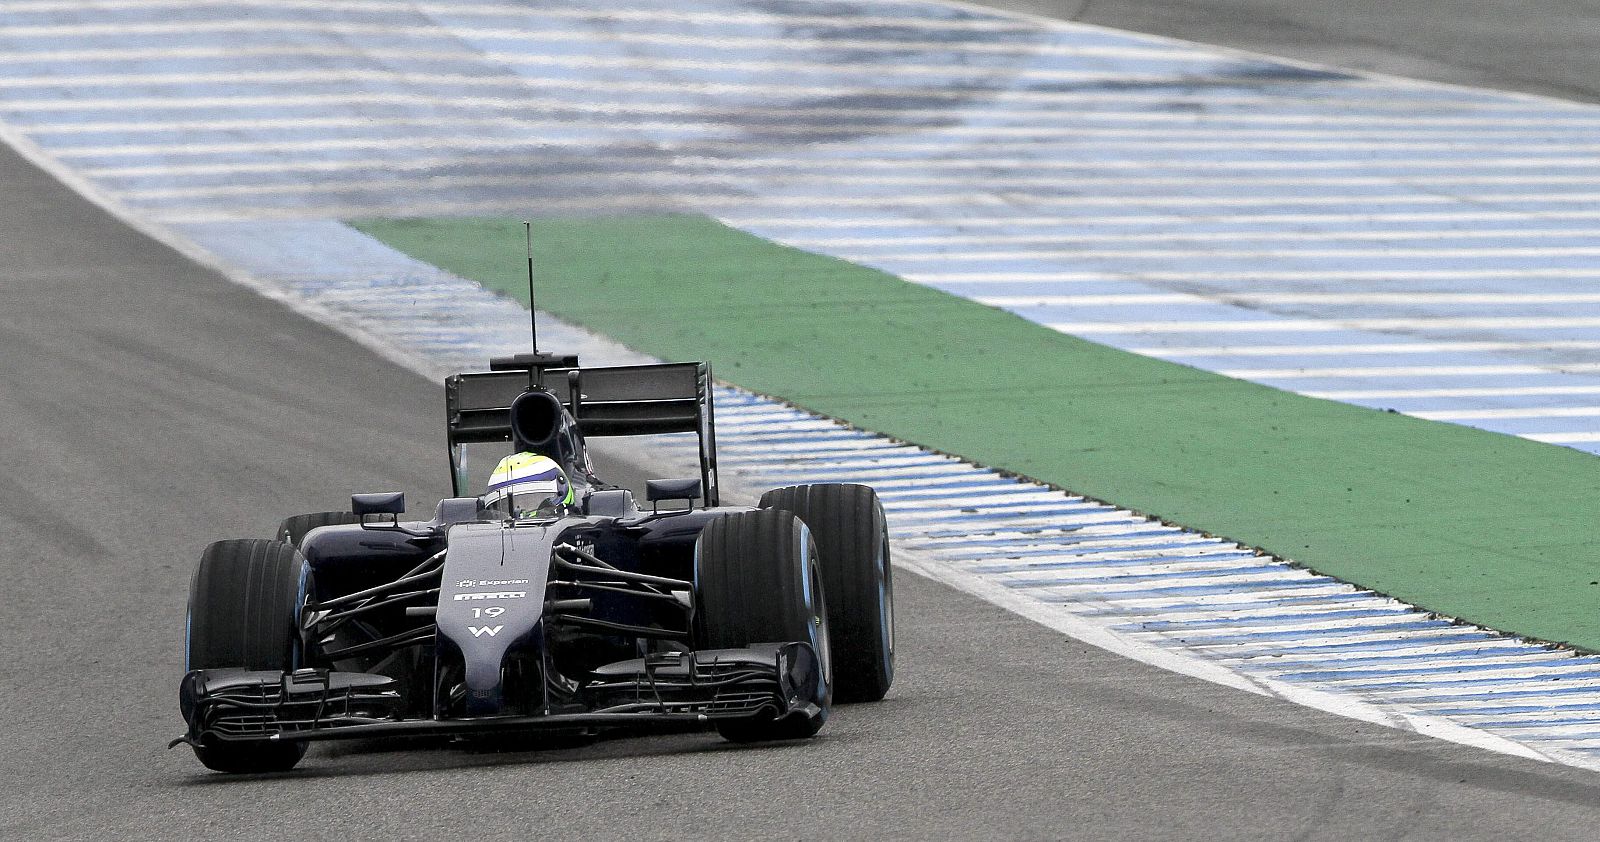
[484,452,573,519]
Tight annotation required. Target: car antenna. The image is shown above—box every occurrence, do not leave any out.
[523,220,539,354]
[523,220,538,390]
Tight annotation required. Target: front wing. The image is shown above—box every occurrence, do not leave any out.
[171,642,824,748]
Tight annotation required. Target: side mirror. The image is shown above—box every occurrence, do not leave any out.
[645,477,702,505]
[352,492,406,518]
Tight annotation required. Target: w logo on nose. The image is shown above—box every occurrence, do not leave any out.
[467,625,503,638]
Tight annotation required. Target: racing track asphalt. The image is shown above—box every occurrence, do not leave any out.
[10,14,1600,842]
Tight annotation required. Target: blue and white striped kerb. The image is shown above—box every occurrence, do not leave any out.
[5,0,1600,769]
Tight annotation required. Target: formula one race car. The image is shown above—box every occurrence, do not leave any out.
[173,352,894,772]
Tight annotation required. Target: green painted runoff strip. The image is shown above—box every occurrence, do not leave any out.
[352,214,1600,650]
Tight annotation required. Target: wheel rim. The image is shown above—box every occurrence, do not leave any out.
[797,526,832,692]
[811,555,833,690]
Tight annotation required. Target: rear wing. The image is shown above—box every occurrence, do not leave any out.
[444,361,719,505]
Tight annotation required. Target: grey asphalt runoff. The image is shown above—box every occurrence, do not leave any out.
[9,30,1600,842]
[981,0,1600,103]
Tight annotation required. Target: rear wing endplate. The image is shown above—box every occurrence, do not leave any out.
[444,361,719,505]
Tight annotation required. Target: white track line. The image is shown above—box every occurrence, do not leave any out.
[103,171,1600,203]
[1309,386,1600,400]
[1048,318,1600,334]
[984,293,1600,307]
[3,90,1562,118]
[0,0,1046,34]
[1522,432,1600,443]
[783,228,1600,248]
[911,267,1600,283]
[1132,341,1600,358]
[0,20,1209,61]
[1414,407,1600,421]
[1220,364,1600,379]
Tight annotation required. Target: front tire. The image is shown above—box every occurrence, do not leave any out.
[760,483,894,703]
[185,538,309,773]
[695,508,830,742]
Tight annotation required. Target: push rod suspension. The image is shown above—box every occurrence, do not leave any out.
[553,547,691,590]
[321,626,435,661]
[314,588,439,626]
[547,613,688,640]
[548,580,688,605]
[308,551,445,611]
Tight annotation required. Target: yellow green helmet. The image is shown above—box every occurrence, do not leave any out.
[484,452,573,518]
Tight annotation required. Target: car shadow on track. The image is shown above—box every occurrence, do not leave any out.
[171,734,816,785]
[167,699,915,785]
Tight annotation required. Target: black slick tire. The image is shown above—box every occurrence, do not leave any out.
[275,510,359,547]
[185,538,309,773]
[695,508,831,742]
[760,483,894,703]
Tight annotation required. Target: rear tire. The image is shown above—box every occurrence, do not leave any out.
[185,538,309,773]
[275,510,359,548]
[695,508,830,742]
[760,483,894,703]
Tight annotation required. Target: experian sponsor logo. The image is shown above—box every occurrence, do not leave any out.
[452,591,527,601]
[456,578,529,588]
